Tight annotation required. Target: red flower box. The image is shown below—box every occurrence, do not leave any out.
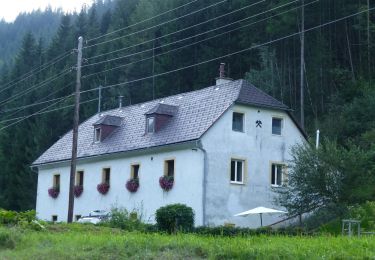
[48,187,59,198]
[74,185,83,198]
[97,183,110,195]
[126,178,139,193]
[159,176,174,191]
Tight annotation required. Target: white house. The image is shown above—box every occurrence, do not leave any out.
[32,77,306,227]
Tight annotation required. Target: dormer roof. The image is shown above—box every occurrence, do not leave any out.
[145,103,178,116]
[93,115,122,126]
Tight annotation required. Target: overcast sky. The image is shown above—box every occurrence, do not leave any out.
[0,0,93,22]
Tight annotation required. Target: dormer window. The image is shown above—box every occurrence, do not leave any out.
[144,103,178,133]
[93,115,122,143]
[94,127,101,142]
[146,117,155,133]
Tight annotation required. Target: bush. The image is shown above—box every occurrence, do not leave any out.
[0,209,36,226]
[0,228,20,249]
[102,208,145,231]
[155,204,194,233]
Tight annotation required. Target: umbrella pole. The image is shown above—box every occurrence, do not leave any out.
[260,213,263,227]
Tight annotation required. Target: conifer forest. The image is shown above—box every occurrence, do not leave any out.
[0,0,373,213]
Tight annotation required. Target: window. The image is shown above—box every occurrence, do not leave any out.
[131,164,140,179]
[102,168,110,184]
[164,159,175,177]
[146,117,155,133]
[53,174,60,191]
[94,127,101,142]
[52,215,58,222]
[230,159,244,184]
[75,215,81,221]
[272,117,283,135]
[76,170,84,186]
[232,112,244,132]
[271,163,285,187]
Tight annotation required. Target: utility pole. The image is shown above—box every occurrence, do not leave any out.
[67,36,83,223]
[98,85,102,113]
[300,0,305,129]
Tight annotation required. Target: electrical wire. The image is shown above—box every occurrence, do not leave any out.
[81,7,374,96]
[84,0,300,68]
[82,0,316,80]
[0,68,72,107]
[0,50,73,93]
[87,0,201,43]
[86,0,266,60]
[84,0,232,49]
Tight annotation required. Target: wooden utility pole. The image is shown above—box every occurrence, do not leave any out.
[67,36,83,223]
[300,0,305,129]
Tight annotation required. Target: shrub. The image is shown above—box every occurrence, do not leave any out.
[102,208,145,231]
[0,209,36,226]
[0,228,20,249]
[155,204,194,233]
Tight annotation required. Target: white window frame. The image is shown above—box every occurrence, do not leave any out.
[230,159,244,184]
[232,112,244,132]
[271,163,286,187]
[94,127,101,142]
[272,117,283,135]
[146,117,155,133]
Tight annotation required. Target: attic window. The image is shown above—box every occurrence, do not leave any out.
[94,127,101,142]
[232,112,244,132]
[146,117,155,133]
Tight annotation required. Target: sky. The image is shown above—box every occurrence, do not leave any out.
[0,0,93,22]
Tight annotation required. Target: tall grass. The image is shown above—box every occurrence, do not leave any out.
[0,225,374,259]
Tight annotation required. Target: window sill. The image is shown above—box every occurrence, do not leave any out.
[232,129,245,133]
[230,181,244,185]
[272,133,282,136]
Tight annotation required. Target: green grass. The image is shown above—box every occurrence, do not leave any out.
[0,224,374,259]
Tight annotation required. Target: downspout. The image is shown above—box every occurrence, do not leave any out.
[196,139,207,226]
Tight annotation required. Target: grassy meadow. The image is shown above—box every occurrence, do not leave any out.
[0,224,375,259]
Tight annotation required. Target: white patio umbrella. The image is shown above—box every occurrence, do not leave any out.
[234,206,287,227]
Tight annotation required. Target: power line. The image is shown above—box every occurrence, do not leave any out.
[0,69,72,107]
[82,0,316,80]
[84,0,301,69]
[81,7,374,96]
[86,0,266,60]
[84,0,232,49]
[0,97,98,131]
[0,50,72,93]
[87,0,200,43]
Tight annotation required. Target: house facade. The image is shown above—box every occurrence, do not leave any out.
[33,79,306,227]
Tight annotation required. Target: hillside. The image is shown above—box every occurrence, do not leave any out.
[0,0,373,213]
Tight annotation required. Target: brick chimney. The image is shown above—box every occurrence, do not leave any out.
[215,63,233,85]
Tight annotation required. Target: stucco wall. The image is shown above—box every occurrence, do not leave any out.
[201,104,305,228]
[36,148,204,225]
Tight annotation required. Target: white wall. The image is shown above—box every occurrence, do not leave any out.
[201,104,305,228]
[36,148,204,225]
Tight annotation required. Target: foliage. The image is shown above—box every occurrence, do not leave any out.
[48,187,59,198]
[101,207,146,231]
[0,0,374,211]
[159,176,174,191]
[73,185,83,197]
[97,183,109,195]
[1,225,375,258]
[125,178,139,193]
[277,139,375,215]
[155,204,194,233]
[0,228,20,249]
[0,209,36,226]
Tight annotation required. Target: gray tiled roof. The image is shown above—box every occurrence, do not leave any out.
[93,115,123,126]
[33,79,290,166]
[145,103,178,116]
